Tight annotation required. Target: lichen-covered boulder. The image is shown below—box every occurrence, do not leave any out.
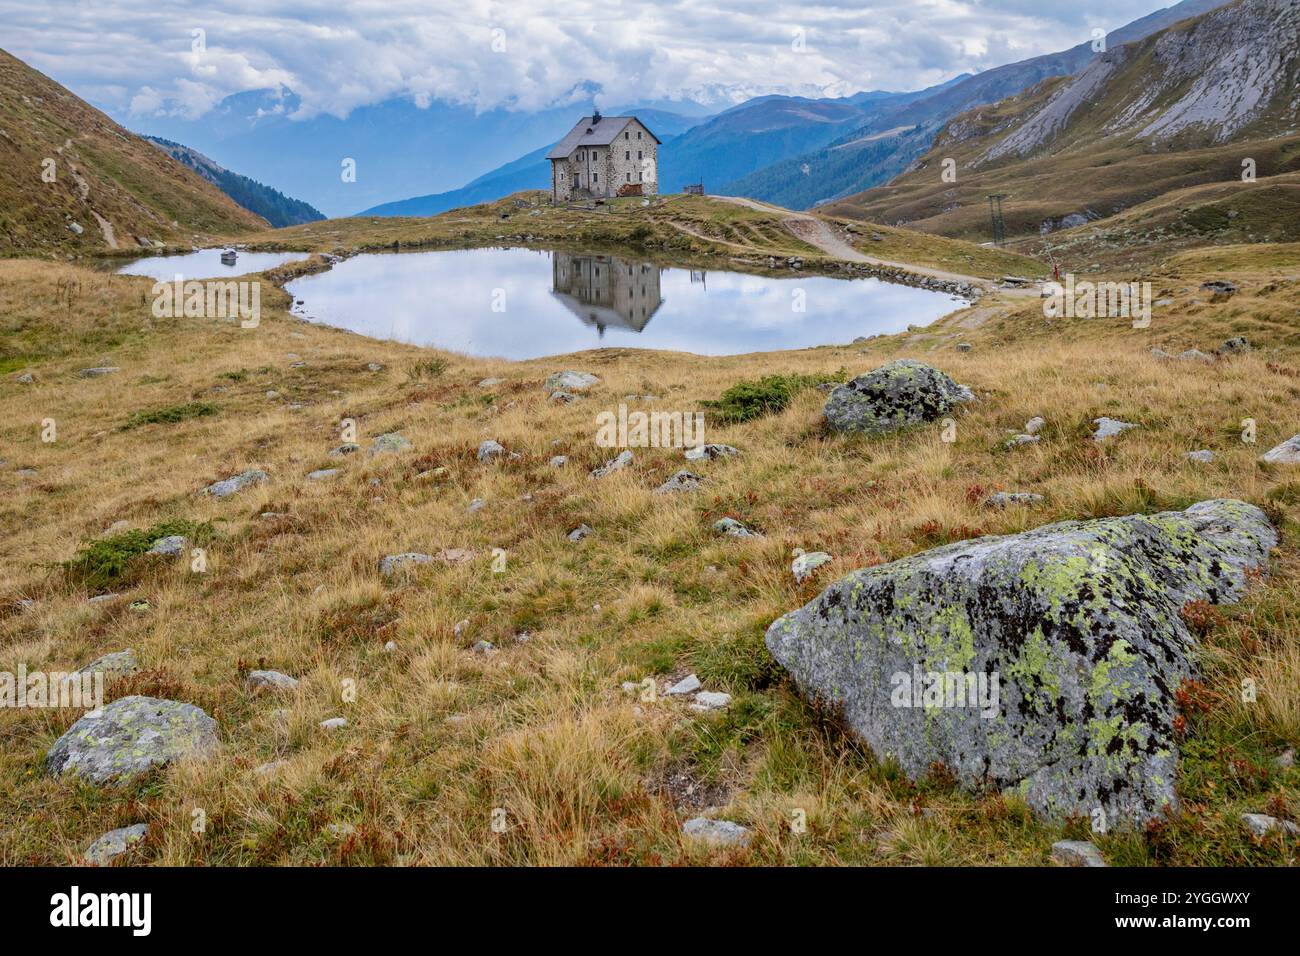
[824,360,974,434]
[765,499,1275,827]
[46,696,219,784]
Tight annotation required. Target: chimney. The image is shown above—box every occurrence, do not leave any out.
[592,107,602,123]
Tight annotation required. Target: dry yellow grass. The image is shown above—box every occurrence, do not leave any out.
[1,244,1297,866]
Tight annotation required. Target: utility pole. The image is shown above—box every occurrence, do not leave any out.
[986,194,1007,247]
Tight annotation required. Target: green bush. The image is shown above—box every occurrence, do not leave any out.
[121,401,217,430]
[702,369,846,424]
[63,519,214,593]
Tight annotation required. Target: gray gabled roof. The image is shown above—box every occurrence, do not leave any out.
[545,115,661,160]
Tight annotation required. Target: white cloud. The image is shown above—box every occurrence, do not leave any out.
[0,0,1190,119]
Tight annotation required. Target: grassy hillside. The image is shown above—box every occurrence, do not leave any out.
[1,238,1297,865]
[0,49,266,256]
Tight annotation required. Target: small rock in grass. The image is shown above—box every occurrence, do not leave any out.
[1177,349,1213,363]
[1260,435,1300,465]
[79,367,120,378]
[1221,336,1250,354]
[684,444,739,461]
[368,433,411,457]
[682,818,751,848]
[1241,813,1300,837]
[544,370,599,392]
[477,439,505,462]
[84,824,148,866]
[549,390,580,403]
[549,455,567,467]
[792,551,832,583]
[1273,748,1295,770]
[1005,434,1039,448]
[984,492,1044,508]
[691,691,732,711]
[467,498,487,513]
[471,640,495,655]
[246,670,299,693]
[379,552,432,576]
[1024,416,1045,435]
[477,377,502,388]
[1186,450,1214,464]
[307,468,338,481]
[202,469,268,498]
[591,450,633,478]
[1050,840,1108,867]
[436,547,475,564]
[655,470,703,493]
[147,535,188,556]
[666,674,702,696]
[326,822,356,840]
[568,523,593,542]
[454,619,470,638]
[714,517,761,538]
[1092,417,1138,441]
[319,717,348,730]
[329,443,360,457]
[956,342,972,352]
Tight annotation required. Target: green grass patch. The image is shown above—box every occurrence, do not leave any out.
[703,369,846,424]
[62,519,214,593]
[120,401,217,430]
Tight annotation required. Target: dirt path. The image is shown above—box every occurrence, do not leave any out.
[90,210,117,249]
[712,194,1001,288]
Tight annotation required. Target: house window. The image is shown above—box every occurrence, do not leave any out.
[579,151,584,161]
[624,131,629,139]
[593,172,597,182]
[625,151,629,160]
[637,131,642,139]
[626,172,631,182]
[637,151,642,160]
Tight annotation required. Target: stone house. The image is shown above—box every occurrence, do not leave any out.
[547,112,660,202]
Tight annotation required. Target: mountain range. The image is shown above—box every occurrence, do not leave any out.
[826,0,1300,244]
[145,136,324,227]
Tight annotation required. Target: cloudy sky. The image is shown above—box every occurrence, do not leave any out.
[2,0,1185,120]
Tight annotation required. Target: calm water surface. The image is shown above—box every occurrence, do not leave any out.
[115,249,310,280]
[282,247,963,358]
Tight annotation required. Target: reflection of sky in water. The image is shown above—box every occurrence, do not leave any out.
[284,247,963,359]
[116,249,310,281]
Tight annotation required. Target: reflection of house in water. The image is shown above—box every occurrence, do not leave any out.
[551,252,664,335]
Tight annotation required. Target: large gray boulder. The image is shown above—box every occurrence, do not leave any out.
[765,499,1275,827]
[46,696,219,784]
[824,360,974,434]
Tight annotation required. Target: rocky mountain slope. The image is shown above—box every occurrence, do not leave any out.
[828,0,1300,243]
[145,137,323,228]
[724,0,1233,209]
[0,49,267,255]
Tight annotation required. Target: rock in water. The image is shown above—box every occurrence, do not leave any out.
[824,360,974,434]
[764,500,1275,826]
[47,696,219,784]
